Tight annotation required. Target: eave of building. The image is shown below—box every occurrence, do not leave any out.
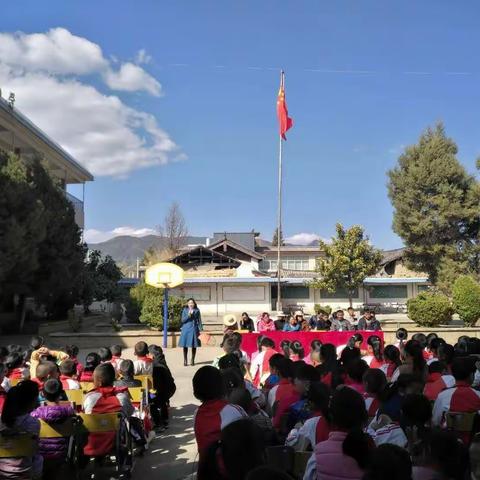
[209,238,265,260]
[0,97,93,184]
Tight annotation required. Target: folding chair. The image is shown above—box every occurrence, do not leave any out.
[446,411,477,444]
[128,387,146,413]
[134,375,152,392]
[65,390,84,411]
[80,382,94,392]
[39,418,81,477]
[265,445,295,474]
[293,451,312,479]
[0,432,36,458]
[79,413,133,476]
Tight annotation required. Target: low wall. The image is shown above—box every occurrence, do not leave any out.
[47,325,480,350]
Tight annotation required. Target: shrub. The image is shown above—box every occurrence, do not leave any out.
[314,304,332,315]
[125,282,154,322]
[407,291,453,327]
[452,275,480,327]
[138,287,184,331]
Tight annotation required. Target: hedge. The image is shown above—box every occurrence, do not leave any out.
[407,291,453,327]
[452,275,480,327]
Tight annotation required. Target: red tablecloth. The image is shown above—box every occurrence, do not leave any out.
[241,331,384,357]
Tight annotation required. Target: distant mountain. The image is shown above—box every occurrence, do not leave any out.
[88,235,208,265]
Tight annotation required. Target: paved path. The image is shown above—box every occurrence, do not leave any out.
[133,346,221,479]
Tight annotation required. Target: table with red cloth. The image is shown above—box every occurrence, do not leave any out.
[240,331,384,357]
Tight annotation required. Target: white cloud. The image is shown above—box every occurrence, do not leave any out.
[104,62,161,96]
[0,28,181,176]
[285,233,321,245]
[85,226,157,243]
[135,49,152,65]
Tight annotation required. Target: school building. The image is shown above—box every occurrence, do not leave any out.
[136,231,429,317]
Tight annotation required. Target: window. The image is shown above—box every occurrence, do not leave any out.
[271,285,310,299]
[417,285,430,293]
[260,257,311,271]
[320,288,359,299]
[369,285,408,299]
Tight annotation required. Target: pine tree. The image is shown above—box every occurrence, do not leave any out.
[388,123,480,284]
[310,224,382,307]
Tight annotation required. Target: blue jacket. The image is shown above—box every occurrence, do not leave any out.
[283,323,301,332]
[178,307,203,348]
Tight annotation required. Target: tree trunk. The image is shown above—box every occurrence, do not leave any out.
[18,295,26,332]
[348,295,353,309]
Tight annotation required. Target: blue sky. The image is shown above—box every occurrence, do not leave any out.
[2,1,480,248]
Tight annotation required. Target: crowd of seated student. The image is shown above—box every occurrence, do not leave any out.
[194,329,480,480]
[0,338,176,479]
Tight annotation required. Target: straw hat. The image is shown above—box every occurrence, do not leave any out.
[223,314,237,327]
[294,310,304,318]
[276,311,286,319]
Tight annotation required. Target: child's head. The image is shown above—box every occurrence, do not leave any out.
[93,363,116,388]
[228,387,252,412]
[218,353,241,370]
[1,381,39,427]
[428,361,446,375]
[307,381,330,415]
[320,343,337,364]
[384,345,401,365]
[134,341,149,357]
[396,373,425,396]
[260,337,275,351]
[347,333,363,350]
[276,357,293,380]
[148,344,165,361]
[193,366,225,402]
[451,356,476,383]
[363,368,387,396]
[84,352,101,372]
[98,347,112,362]
[401,393,432,428]
[280,340,291,358]
[363,443,412,480]
[331,386,368,430]
[367,335,383,360]
[268,353,284,375]
[411,333,427,349]
[293,363,320,395]
[340,346,361,368]
[119,359,135,379]
[43,378,63,403]
[426,333,439,350]
[30,335,44,350]
[222,337,238,355]
[256,335,266,353]
[290,341,305,360]
[428,337,445,356]
[221,367,244,394]
[111,345,122,357]
[36,361,59,381]
[346,358,369,383]
[5,353,23,371]
[65,344,79,358]
[59,359,77,378]
[231,332,242,348]
[437,343,454,366]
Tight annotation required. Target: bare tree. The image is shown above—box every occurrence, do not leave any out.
[158,202,188,254]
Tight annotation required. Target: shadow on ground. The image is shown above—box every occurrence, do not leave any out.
[135,403,198,480]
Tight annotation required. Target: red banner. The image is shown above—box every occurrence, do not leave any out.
[241,331,384,357]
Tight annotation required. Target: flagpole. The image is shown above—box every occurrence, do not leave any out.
[276,70,284,313]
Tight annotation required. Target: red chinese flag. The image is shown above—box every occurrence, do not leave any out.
[276,72,293,140]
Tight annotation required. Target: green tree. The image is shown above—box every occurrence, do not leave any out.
[452,275,480,326]
[388,123,480,284]
[79,250,123,313]
[310,224,382,307]
[272,227,285,247]
[28,159,85,319]
[0,152,46,294]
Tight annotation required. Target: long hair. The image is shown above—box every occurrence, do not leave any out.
[384,345,401,368]
[186,297,198,309]
[367,335,384,362]
[1,381,39,428]
[347,333,363,349]
[404,340,426,376]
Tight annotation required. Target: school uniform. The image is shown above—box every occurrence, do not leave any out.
[60,375,81,390]
[364,394,380,417]
[133,356,153,375]
[424,373,455,402]
[82,386,134,456]
[432,380,480,426]
[286,414,330,450]
[194,400,246,458]
[250,348,276,387]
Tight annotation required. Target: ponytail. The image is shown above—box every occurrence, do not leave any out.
[368,335,383,362]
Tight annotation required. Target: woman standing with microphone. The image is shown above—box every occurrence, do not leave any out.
[179,298,203,366]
